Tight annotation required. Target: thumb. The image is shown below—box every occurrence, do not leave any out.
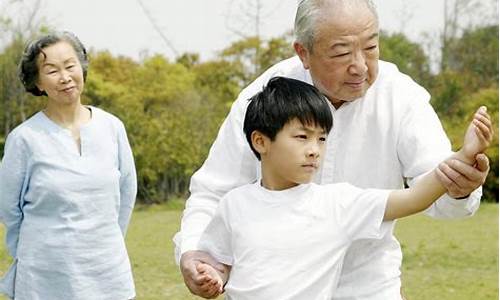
[475,153,490,172]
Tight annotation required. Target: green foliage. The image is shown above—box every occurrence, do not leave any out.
[220,33,295,86]
[444,25,499,87]
[0,25,497,203]
[379,31,432,86]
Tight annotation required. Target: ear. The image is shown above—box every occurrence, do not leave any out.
[251,130,270,157]
[35,80,44,93]
[294,41,311,70]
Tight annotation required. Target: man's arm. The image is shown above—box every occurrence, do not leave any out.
[386,107,492,221]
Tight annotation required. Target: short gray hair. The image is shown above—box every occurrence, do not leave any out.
[19,31,89,96]
[294,0,378,52]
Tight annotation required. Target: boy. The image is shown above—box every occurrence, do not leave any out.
[195,77,492,299]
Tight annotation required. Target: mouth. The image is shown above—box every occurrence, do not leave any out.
[302,163,319,171]
[344,79,366,89]
[60,86,75,93]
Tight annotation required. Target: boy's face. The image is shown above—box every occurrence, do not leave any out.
[259,118,327,190]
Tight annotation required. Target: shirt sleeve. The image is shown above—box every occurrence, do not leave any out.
[197,197,233,265]
[116,121,137,236]
[0,132,29,257]
[395,77,480,219]
[334,184,391,242]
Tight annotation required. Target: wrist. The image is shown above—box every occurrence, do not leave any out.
[453,149,476,165]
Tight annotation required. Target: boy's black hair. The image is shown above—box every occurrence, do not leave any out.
[243,76,333,160]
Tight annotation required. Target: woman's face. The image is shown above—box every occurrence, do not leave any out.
[35,41,84,106]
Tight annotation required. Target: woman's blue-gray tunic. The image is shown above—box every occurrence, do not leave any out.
[0,107,137,300]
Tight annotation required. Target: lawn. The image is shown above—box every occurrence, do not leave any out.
[0,202,497,299]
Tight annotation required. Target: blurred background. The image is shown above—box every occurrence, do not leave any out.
[0,0,498,299]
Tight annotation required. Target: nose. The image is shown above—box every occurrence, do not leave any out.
[59,70,71,83]
[348,51,368,75]
[307,141,321,158]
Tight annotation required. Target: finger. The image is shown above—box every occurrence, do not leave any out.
[435,166,463,197]
[473,123,489,143]
[196,253,226,273]
[476,107,493,134]
[474,111,492,127]
[446,158,484,182]
[473,119,493,142]
[200,281,219,298]
[439,160,476,188]
[475,154,490,172]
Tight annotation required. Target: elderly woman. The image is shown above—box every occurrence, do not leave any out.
[0,32,136,299]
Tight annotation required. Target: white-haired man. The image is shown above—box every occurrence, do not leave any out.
[175,0,489,299]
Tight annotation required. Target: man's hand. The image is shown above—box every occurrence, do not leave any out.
[436,107,493,199]
[436,153,490,198]
[180,250,226,299]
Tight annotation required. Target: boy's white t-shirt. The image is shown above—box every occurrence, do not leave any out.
[198,182,391,300]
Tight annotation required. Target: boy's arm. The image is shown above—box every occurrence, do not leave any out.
[385,107,493,221]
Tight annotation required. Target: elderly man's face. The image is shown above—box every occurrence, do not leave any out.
[295,4,379,107]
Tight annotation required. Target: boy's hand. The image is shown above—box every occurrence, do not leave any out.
[458,106,493,163]
[196,263,226,298]
[180,250,226,298]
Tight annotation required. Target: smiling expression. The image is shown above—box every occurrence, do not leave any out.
[257,118,327,190]
[35,41,84,106]
[295,2,379,106]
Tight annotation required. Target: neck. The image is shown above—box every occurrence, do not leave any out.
[260,162,300,191]
[327,96,345,109]
[44,101,89,129]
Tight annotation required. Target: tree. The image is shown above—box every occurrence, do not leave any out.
[379,31,432,87]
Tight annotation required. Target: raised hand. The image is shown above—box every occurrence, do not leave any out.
[460,106,493,162]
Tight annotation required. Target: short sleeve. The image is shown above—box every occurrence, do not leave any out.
[197,197,233,265]
[333,183,391,242]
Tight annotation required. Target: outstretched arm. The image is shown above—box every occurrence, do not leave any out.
[385,107,493,221]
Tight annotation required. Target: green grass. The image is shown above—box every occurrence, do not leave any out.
[395,203,498,300]
[0,202,497,299]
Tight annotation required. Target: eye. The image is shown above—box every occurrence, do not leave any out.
[47,70,57,75]
[66,65,75,70]
[319,136,327,142]
[332,52,349,58]
[365,45,377,51]
[295,134,307,140]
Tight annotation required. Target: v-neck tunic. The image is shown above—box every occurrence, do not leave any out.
[0,106,137,300]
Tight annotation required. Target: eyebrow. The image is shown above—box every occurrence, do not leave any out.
[41,58,77,68]
[330,32,379,50]
[298,125,327,135]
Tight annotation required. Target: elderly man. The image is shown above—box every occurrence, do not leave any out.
[174,0,489,299]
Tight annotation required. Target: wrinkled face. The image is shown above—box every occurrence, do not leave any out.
[295,3,379,106]
[35,41,84,105]
[257,119,327,190]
